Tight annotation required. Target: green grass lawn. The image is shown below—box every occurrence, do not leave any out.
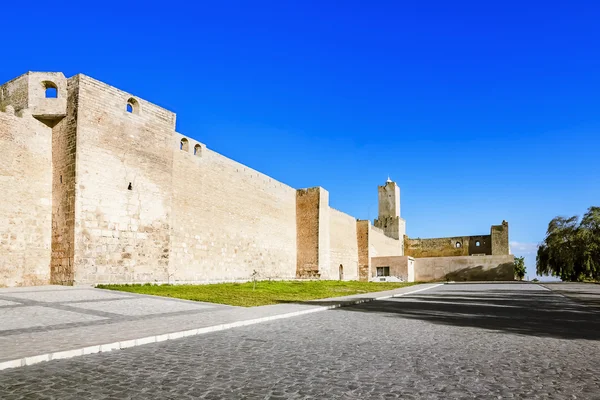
[96,280,419,307]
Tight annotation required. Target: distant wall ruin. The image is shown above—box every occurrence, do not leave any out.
[404,221,509,258]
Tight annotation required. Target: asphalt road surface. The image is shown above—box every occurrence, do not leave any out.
[1,283,598,399]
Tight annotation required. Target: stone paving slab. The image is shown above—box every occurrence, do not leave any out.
[4,289,132,303]
[0,283,441,369]
[68,297,214,316]
[1,307,107,332]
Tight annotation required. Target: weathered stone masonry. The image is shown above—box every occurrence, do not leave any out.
[0,71,511,287]
[0,72,406,286]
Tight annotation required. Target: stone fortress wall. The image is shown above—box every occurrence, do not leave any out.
[0,72,407,287]
[0,74,54,287]
[0,71,511,287]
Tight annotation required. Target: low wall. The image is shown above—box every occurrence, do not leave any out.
[369,254,514,282]
[371,256,414,281]
[414,255,515,282]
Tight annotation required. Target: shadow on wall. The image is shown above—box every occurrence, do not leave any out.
[444,263,514,282]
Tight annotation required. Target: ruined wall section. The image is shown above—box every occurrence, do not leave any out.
[170,137,297,282]
[327,208,358,280]
[72,75,175,284]
[0,108,52,286]
[0,74,29,113]
[404,234,492,258]
[491,221,510,255]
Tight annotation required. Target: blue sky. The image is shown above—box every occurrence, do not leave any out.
[3,1,599,279]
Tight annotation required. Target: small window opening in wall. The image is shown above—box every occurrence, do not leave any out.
[475,241,481,247]
[126,98,139,114]
[60,175,62,184]
[376,266,390,277]
[180,138,189,151]
[194,144,202,157]
[44,82,58,98]
[127,182,132,190]
[456,242,462,248]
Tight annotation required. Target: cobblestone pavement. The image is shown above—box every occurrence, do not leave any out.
[1,283,599,399]
[0,284,435,363]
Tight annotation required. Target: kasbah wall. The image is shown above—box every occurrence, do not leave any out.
[0,72,512,287]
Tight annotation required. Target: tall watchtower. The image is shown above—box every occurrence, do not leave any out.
[374,178,406,242]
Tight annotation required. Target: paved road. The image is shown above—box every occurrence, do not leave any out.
[0,284,435,363]
[543,282,600,311]
[1,283,599,399]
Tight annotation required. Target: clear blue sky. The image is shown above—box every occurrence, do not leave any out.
[3,1,599,279]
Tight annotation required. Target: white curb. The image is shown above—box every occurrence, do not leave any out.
[0,283,442,371]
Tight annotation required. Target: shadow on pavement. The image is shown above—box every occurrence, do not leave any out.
[281,289,600,341]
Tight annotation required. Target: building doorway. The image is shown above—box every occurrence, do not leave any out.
[339,264,344,280]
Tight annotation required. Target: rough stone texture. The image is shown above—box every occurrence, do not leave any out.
[373,180,406,241]
[295,187,325,278]
[491,220,510,255]
[0,71,509,287]
[414,254,515,282]
[51,75,78,285]
[356,220,370,282]
[1,72,304,286]
[0,75,29,112]
[405,222,509,258]
[405,234,491,257]
[171,139,297,282]
[0,78,53,287]
[378,180,400,219]
[1,283,598,399]
[73,75,175,284]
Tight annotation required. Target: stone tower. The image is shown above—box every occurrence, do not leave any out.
[374,178,406,244]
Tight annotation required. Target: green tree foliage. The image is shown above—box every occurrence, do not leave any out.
[536,207,600,281]
[514,256,526,280]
